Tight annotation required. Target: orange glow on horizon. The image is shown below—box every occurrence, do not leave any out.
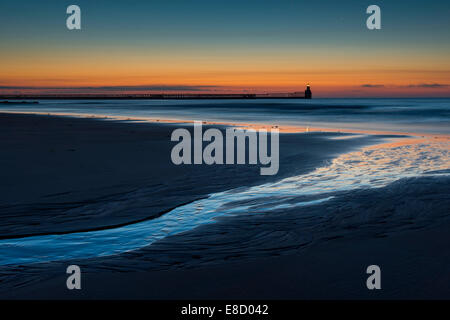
[1,45,449,97]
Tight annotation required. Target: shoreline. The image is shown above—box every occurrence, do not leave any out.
[0,112,392,239]
[0,111,449,299]
[2,109,450,141]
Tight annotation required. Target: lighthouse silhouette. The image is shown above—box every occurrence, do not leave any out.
[305,84,312,99]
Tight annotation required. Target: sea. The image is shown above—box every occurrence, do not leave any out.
[1,98,450,134]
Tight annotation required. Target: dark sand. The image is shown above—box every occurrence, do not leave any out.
[0,113,385,238]
[0,112,449,299]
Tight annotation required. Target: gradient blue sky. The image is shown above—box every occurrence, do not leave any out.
[1,0,449,97]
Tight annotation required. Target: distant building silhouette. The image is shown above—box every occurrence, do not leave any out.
[305,84,312,99]
[0,84,313,100]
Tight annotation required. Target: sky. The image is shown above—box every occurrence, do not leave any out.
[0,0,449,97]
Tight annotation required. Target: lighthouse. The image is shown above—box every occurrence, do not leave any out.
[305,84,312,99]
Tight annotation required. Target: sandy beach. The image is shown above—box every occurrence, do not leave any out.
[0,112,391,237]
[1,0,450,307]
[0,112,449,299]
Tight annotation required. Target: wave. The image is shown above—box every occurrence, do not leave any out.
[2,98,450,134]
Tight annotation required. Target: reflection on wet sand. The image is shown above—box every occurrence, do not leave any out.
[0,134,448,266]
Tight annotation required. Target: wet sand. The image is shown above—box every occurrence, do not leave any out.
[0,112,389,239]
[6,219,450,300]
[0,112,449,299]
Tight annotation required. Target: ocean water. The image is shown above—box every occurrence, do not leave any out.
[0,98,449,266]
[1,98,450,134]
